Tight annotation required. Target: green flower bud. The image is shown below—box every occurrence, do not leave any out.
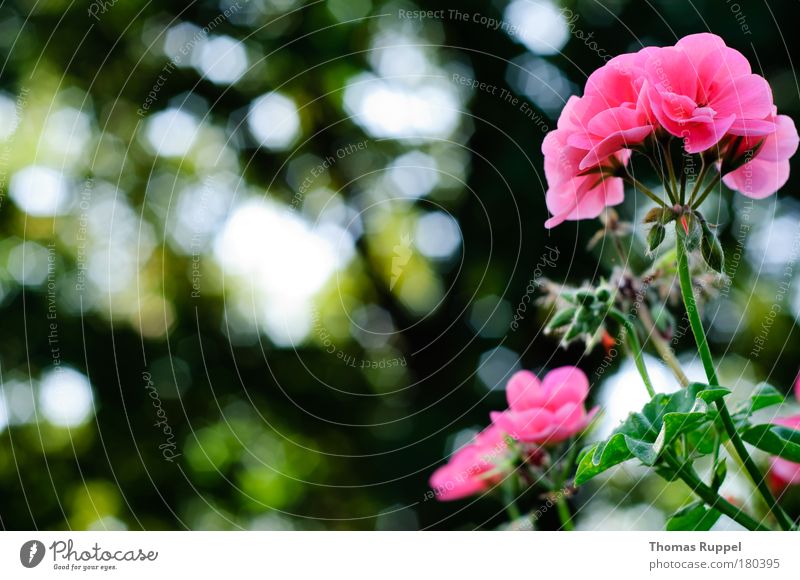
[547,307,576,331]
[647,223,666,253]
[700,219,724,273]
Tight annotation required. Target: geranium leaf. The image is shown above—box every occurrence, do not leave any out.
[741,424,800,462]
[746,383,785,414]
[574,384,730,485]
[666,502,721,531]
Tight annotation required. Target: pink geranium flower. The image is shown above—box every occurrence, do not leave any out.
[769,377,800,491]
[644,33,775,153]
[541,32,795,228]
[722,113,799,199]
[428,424,511,501]
[490,367,598,445]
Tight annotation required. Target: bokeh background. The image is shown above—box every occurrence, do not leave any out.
[1,0,799,530]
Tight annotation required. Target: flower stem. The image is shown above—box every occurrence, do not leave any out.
[688,157,709,205]
[674,232,795,531]
[608,308,655,397]
[553,440,580,531]
[623,173,668,208]
[691,173,722,209]
[665,453,771,531]
[556,496,574,531]
[638,302,690,387]
[502,482,522,521]
[663,142,679,204]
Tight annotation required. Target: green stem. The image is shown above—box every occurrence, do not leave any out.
[556,496,574,531]
[553,439,580,531]
[666,453,771,531]
[608,308,655,397]
[688,158,709,206]
[679,154,688,205]
[675,232,795,531]
[692,173,722,209]
[503,483,522,521]
[638,302,690,387]
[623,173,668,208]
[663,142,679,204]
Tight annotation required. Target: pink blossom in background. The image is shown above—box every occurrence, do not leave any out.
[428,424,510,501]
[490,367,598,445]
[769,376,800,491]
[428,366,597,501]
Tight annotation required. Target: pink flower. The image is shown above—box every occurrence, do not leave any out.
[644,33,775,153]
[490,367,598,445]
[769,377,800,491]
[428,424,511,501]
[573,50,657,169]
[542,96,629,228]
[542,49,655,228]
[722,113,799,199]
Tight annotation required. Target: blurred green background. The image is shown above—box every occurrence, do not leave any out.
[1,0,799,530]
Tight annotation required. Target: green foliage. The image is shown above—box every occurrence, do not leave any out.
[742,383,785,413]
[666,501,721,531]
[740,424,800,463]
[575,383,729,485]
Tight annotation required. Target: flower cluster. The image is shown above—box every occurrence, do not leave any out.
[429,367,596,501]
[543,33,799,228]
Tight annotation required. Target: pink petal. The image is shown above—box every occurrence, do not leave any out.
[505,370,544,410]
[722,158,789,199]
[585,54,643,106]
[683,115,736,153]
[757,115,799,162]
[541,366,590,409]
[578,125,652,170]
[769,457,800,488]
[544,175,624,228]
[727,118,777,137]
[429,453,490,501]
[501,408,557,443]
[711,74,774,120]
[645,47,698,102]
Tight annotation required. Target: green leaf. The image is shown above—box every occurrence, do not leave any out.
[574,383,730,485]
[685,426,718,456]
[746,383,785,413]
[741,424,800,462]
[666,502,721,531]
[574,435,634,485]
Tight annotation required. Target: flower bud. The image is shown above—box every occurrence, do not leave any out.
[643,206,675,225]
[700,219,724,273]
[647,223,666,253]
[677,213,702,252]
[547,307,576,331]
